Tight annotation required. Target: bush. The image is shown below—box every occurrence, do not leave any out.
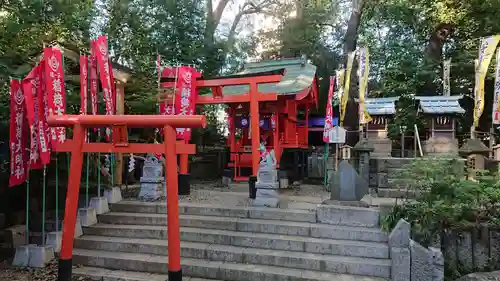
[381,157,500,246]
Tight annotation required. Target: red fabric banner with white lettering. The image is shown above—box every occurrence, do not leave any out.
[9,80,28,187]
[43,47,67,149]
[22,65,43,169]
[90,41,99,116]
[80,56,89,115]
[37,60,51,165]
[323,76,335,143]
[174,66,199,141]
[94,36,115,141]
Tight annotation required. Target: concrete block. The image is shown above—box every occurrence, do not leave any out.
[28,245,54,268]
[45,232,62,253]
[89,197,109,214]
[13,244,54,268]
[5,224,26,248]
[316,205,380,227]
[391,247,410,281]
[104,186,122,203]
[231,233,304,252]
[255,182,278,189]
[78,208,98,227]
[389,219,410,248]
[138,182,163,201]
[62,218,83,238]
[206,244,244,263]
[12,245,30,267]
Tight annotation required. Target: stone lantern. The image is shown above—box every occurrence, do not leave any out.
[459,138,490,180]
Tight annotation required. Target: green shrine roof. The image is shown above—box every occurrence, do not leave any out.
[221,58,317,96]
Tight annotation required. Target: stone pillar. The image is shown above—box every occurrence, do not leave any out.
[459,139,490,180]
[353,138,374,185]
[389,219,411,281]
[138,155,164,201]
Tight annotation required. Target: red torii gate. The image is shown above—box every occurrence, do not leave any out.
[49,114,206,281]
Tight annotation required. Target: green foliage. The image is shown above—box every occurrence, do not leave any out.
[387,95,422,139]
[381,157,500,247]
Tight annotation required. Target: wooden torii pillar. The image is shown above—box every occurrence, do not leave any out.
[49,115,206,281]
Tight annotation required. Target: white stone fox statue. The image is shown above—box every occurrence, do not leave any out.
[259,142,277,167]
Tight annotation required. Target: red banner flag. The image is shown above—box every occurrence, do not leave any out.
[174,66,199,141]
[80,56,89,115]
[95,36,115,141]
[95,36,114,116]
[9,80,28,187]
[323,76,336,143]
[43,48,67,149]
[22,65,43,169]
[90,41,99,116]
[38,60,50,165]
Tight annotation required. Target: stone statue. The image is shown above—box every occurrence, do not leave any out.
[259,142,276,167]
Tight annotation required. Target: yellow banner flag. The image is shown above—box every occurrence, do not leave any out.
[473,35,500,128]
[358,47,372,124]
[340,52,355,126]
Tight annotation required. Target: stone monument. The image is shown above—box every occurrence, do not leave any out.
[138,155,164,201]
[253,143,281,207]
[329,160,369,201]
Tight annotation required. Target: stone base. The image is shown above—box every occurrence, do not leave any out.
[89,197,109,214]
[424,137,459,156]
[62,218,83,238]
[253,188,281,208]
[258,169,278,183]
[104,186,122,204]
[256,182,279,189]
[139,181,164,201]
[45,232,62,253]
[13,244,54,268]
[5,224,26,249]
[78,208,97,227]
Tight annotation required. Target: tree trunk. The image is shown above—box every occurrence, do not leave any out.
[343,0,364,59]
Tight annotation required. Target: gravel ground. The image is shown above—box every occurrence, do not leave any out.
[0,260,92,281]
[122,180,329,209]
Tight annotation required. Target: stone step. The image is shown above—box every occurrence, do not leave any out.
[111,201,316,223]
[73,249,389,281]
[83,224,389,259]
[73,266,217,281]
[97,212,387,242]
[75,235,391,278]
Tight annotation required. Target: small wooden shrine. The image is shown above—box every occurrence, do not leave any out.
[416,95,464,155]
[363,97,398,157]
[161,57,318,181]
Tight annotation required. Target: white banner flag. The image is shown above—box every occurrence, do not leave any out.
[443,59,451,96]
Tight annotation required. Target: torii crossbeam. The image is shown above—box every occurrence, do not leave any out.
[48,114,206,281]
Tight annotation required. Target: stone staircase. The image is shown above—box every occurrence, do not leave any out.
[72,200,391,281]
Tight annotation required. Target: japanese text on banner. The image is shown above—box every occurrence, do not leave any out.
[494,49,500,124]
[323,76,335,142]
[43,48,66,148]
[473,35,500,128]
[9,80,28,187]
[22,65,43,169]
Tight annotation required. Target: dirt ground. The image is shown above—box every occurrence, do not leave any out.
[0,259,92,281]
